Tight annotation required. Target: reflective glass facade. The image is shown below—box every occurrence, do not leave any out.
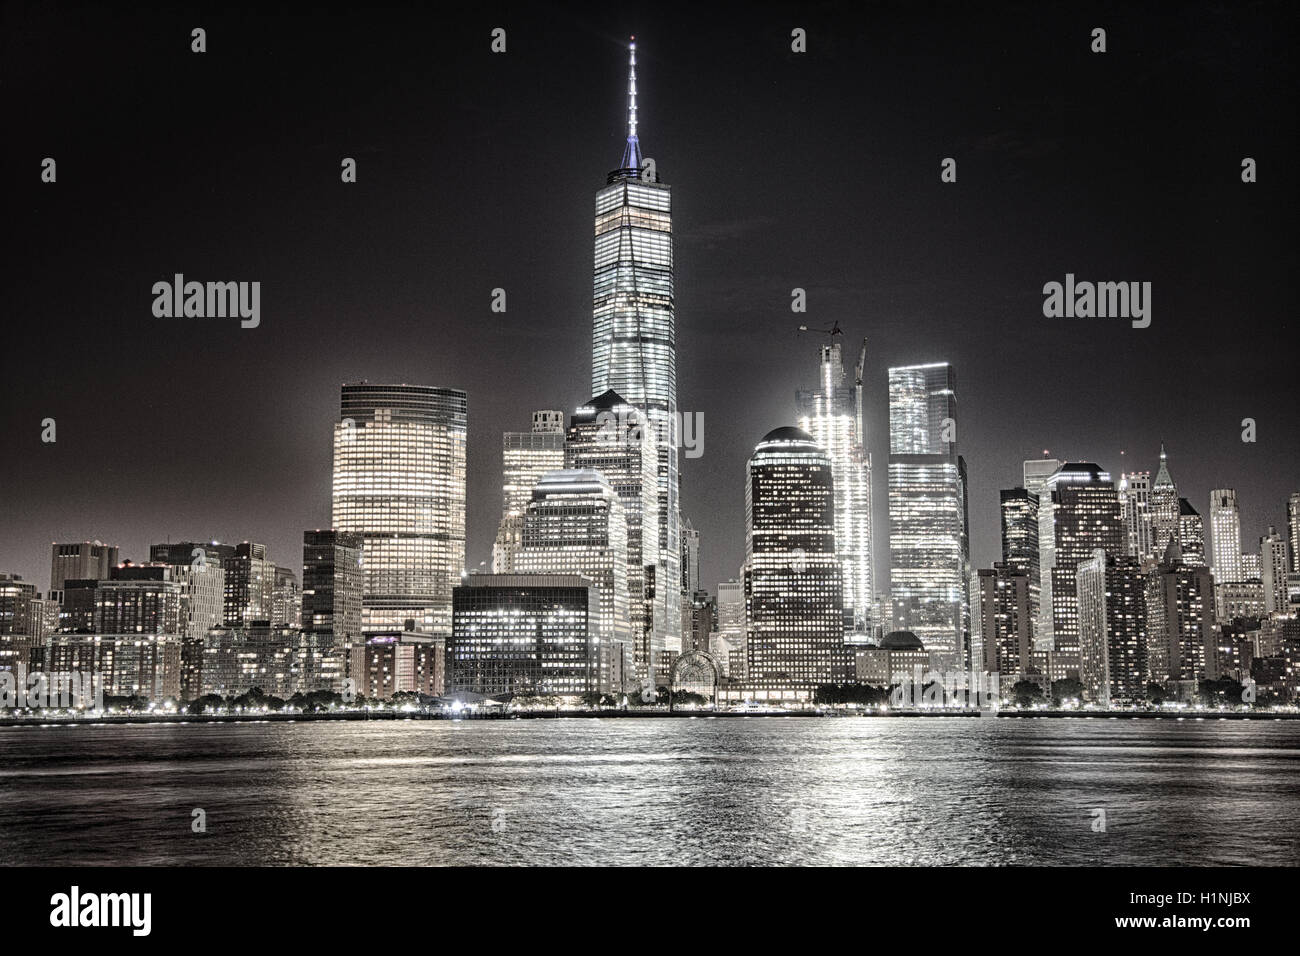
[332,383,467,634]
[743,429,851,695]
[512,470,631,689]
[565,393,663,684]
[592,149,679,655]
[797,342,873,635]
[887,363,969,668]
[450,575,596,697]
[1043,463,1125,680]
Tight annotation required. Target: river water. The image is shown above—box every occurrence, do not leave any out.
[1,717,1296,865]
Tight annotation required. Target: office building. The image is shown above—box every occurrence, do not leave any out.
[1076,550,1148,704]
[449,574,597,697]
[797,334,874,635]
[565,390,662,685]
[591,41,680,664]
[50,541,119,592]
[332,382,468,634]
[300,530,364,691]
[736,427,851,701]
[887,363,970,668]
[512,470,632,690]
[1041,462,1125,680]
[493,409,566,573]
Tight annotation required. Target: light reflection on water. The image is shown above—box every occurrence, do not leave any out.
[0,718,1296,866]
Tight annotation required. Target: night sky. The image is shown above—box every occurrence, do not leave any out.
[3,1,1295,596]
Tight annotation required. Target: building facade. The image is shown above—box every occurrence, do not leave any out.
[1118,472,1154,561]
[512,470,632,690]
[591,41,680,663]
[797,336,873,636]
[449,574,597,697]
[332,383,468,634]
[300,530,364,692]
[1041,462,1125,680]
[564,391,663,685]
[1076,550,1148,704]
[493,409,566,574]
[975,564,1034,683]
[1209,489,1243,586]
[738,427,851,701]
[887,363,970,668]
[50,541,119,592]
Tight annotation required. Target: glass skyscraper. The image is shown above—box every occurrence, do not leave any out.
[565,390,663,686]
[1041,462,1125,680]
[513,469,632,690]
[796,337,873,636]
[1117,471,1153,560]
[300,529,363,691]
[1178,498,1207,567]
[492,410,566,574]
[449,574,597,698]
[739,427,850,701]
[591,40,680,653]
[887,363,970,669]
[331,383,468,635]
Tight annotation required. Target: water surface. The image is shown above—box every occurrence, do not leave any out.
[1,717,1295,865]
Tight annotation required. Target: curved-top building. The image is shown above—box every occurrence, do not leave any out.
[734,427,852,702]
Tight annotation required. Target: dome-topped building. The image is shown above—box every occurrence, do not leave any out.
[880,630,925,651]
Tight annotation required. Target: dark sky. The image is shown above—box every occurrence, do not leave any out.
[2,0,1296,596]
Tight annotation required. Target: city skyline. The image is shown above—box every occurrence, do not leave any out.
[3,4,1295,604]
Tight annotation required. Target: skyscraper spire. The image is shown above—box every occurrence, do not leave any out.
[620,37,643,173]
[1154,441,1174,488]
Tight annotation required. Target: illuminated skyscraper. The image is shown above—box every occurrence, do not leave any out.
[1178,498,1206,567]
[1147,537,1217,696]
[1150,443,1180,557]
[300,529,363,691]
[1288,492,1300,575]
[1261,526,1289,613]
[223,542,275,627]
[591,40,680,654]
[975,563,1033,682]
[492,410,566,573]
[565,391,662,685]
[738,428,851,701]
[999,487,1039,638]
[1209,489,1243,585]
[1041,462,1125,680]
[797,335,873,635]
[1118,471,1154,559]
[513,469,632,690]
[1077,549,1148,704]
[332,383,468,634]
[1024,457,1063,652]
[887,363,969,668]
